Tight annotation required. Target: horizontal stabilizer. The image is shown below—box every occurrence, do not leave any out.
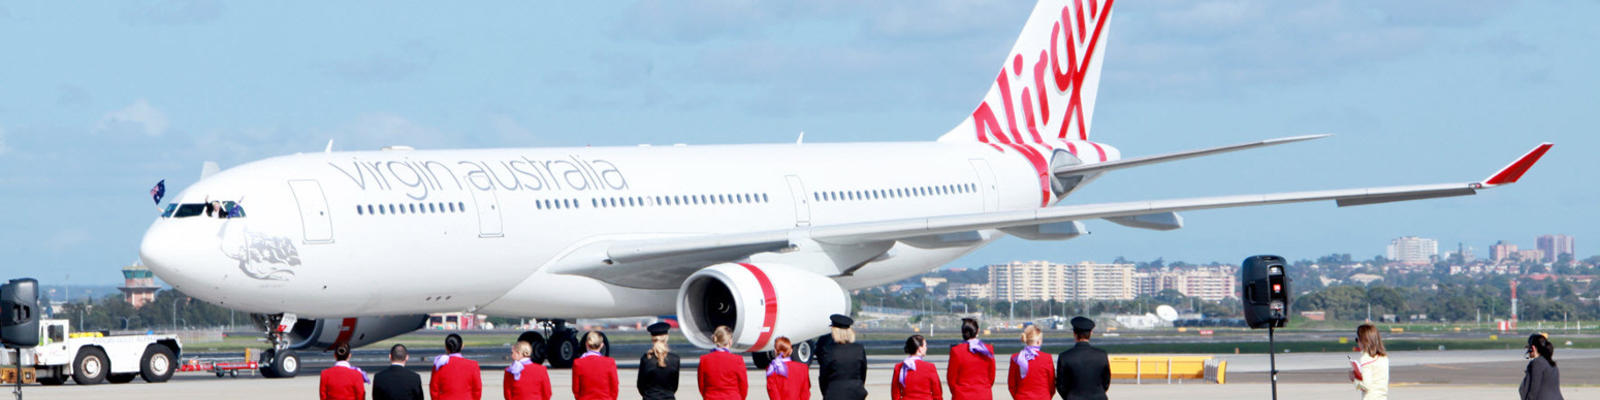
[1053,134,1329,177]
[1104,212,1184,231]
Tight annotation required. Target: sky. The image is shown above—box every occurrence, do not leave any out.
[1,0,1596,286]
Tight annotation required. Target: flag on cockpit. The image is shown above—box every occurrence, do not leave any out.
[150,180,165,204]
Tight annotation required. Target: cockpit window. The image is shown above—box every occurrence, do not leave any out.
[163,201,246,219]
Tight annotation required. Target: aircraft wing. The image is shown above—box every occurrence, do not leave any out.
[1052,134,1330,177]
[558,143,1551,289]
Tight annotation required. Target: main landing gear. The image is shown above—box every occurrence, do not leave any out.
[517,319,608,369]
[254,313,301,378]
[752,338,817,369]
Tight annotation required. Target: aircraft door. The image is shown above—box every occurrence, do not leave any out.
[784,175,812,226]
[969,159,999,212]
[469,188,504,238]
[287,180,334,244]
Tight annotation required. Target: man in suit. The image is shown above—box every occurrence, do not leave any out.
[372,344,424,400]
[1055,317,1110,400]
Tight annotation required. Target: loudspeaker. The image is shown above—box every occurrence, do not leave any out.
[2,278,40,348]
[1241,256,1289,329]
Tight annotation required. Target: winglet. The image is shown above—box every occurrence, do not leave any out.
[1482,143,1553,186]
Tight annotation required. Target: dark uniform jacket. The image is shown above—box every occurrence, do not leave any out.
[1055,342,1111,400]
[818,342,868,400]
[1519,359,1564,400]
[637,352,681,400]
[373,364,425,400]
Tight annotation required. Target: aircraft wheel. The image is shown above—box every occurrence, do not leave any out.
[793,340,816,365]
[517,331,548,365]
[546,329,580,369]
[752,350,774,370]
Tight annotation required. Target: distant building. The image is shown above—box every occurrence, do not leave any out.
[1134,265,1237,301]
[1537,234,1575,263]
[1386,236,1437,265]
[1491,241,1519,263]
[988,261,1137,302]
[1516,249,1545,263]
[119,264,161,308]
[948,283,992,299]
[427,312,489,330]
[920,277,948,291]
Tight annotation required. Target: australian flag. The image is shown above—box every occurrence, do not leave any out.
[150,180,165,204]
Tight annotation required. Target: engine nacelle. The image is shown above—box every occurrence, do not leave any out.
[286,315,428,350]
[677,263,850,352]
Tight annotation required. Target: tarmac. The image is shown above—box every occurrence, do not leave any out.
[19,349,1599,400]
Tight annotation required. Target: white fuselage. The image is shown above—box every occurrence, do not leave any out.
[138,140,1119,319]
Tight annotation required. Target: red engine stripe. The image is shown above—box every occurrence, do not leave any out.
[737,263,778,352]
[329,317,357,350]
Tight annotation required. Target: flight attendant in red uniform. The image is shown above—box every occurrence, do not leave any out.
[1006,325,1054,400]
[431,334,483,400]
[319,344,367,400]
[697,326,749,400]
[504,340,553,400]
[765,337,811,400]
[891,335,942,400]
[948,318,996,400]
[573,331,620,400]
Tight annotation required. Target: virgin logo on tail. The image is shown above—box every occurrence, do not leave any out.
[973,0,1113,145]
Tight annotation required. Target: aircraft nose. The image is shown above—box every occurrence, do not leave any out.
[138,221,215,290]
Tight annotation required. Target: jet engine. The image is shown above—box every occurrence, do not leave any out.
[677,263,850,352]
[284,315,428,350]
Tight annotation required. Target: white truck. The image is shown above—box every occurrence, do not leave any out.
[0,319,181,385]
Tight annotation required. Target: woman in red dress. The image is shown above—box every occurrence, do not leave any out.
[891,335,941,400]
[1006,325,1054,400]
[765,337,811,400]
[948,318,996,400]
[504,340,552,400]
[697,326,749,400]
[572,331,620,400]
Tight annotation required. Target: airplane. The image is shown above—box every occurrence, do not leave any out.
[137,0,1551,378]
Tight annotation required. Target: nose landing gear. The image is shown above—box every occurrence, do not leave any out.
[254,313,301,378]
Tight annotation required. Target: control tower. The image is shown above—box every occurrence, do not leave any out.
[120,263,162,308]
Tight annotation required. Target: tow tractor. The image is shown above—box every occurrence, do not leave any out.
[0,319,181,385]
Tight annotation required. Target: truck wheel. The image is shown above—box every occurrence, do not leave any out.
[140,344,176,383]
[71,347,109,385]
[108,374,137,384]
[37,375,66,386]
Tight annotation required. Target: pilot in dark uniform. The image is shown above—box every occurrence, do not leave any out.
[818,314,868,400]
[1054,317,1110,400]
[637,322,681,400]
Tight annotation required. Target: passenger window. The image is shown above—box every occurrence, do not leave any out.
[356,205,364,215]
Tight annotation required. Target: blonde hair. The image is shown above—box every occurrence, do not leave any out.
[648,334,670,367]
[1020,325,1043,346]
[712,326,734,348]
[1356,324,1386,357]
[585,331,605,351]
[831,326,856,344]
[513,341,532,358]
[774,337,792,357]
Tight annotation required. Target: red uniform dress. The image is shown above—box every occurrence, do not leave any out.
[947,341,997,400]
[572,352,620,400]
[1006,350,1054,400]
[431,354,484,400]
[765,358,811,400]
[504,359,553,400]
[891,358,943,400]
[697,349,748,400]
[319,361,367,400]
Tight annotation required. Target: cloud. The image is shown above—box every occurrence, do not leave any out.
[120,0,225,26]
[96,99,170,136]
[325,41,437,83]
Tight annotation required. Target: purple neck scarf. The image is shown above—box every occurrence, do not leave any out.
[433,353,463,369]
[334,361,370,383]
[966,339,994,359]
[1015,346,1041,378]
[507,358,534,380]
[711,347,731,354]
[767,356,791,377]
[898,356,922,386]
[580,351,603,359]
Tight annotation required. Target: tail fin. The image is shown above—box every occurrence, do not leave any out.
[939,0,1114,144]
